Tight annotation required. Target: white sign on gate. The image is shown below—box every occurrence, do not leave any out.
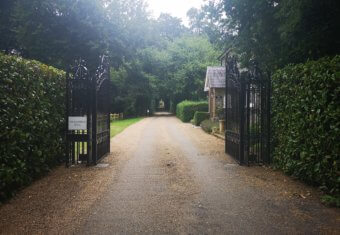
[68,116,87,130]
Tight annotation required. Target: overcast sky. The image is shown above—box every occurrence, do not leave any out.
[146,0,204,25]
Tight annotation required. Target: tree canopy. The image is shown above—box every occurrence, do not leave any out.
[188,0,340,70]
[1,0,339,115]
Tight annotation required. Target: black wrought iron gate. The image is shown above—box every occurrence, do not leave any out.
[66,56,111,166]
[93,56,111,163]
[225,56,270,165]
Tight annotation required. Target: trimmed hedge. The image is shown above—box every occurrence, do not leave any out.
[272,56,340,199]
[193,111,209,126]
[176,100,208,122]
[0,53,65,201]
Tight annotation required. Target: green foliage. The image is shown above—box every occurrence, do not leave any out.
[176,100,208,122]
[0,53,65,201]
[321,195,340,208]
[192,0,340,71]
[187,1,229,47]
[0,0,17,52]
[272,55,340,198]
[193,111,209,126]
[110,61,153,117]
[110,118,143,138]
[153,13,187,41]
[139,35,219,109]
[10,0,113,70]
[223,0,281,70]
[169,101,176,114]
[0,0,152,70]
[200,119,218,133]
[275,0,340,66]
[111,35,219,116]
[0,0,219,118]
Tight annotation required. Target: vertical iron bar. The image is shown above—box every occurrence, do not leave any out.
[239,74,245,165]
[255,84,260,163]
[108,67,111,154]
[92,77,97,165]
[71,141,75,164]
[255,84,258,163]
[260,79,264,163]
[108,112,110,153]
[77,140,79,161]
[225,63,228,154]
[254,85,256,163]
[71,77,75,165]
[246,76,250,165]
[65,73,70,167]
[266,73,271,164]
[81,131,83,156]
[87,78,91,166]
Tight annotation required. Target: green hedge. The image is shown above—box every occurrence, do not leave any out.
[176,100,208,122]
[272,56,340,199]
[0,53,65,201]
[193,111,209,126]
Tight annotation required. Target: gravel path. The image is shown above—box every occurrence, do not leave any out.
[1,115,339,234]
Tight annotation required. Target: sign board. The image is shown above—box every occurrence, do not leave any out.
[68,116,87,130]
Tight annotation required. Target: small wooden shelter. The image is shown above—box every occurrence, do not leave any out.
[204,66,226,119]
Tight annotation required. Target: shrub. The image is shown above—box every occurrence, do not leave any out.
[193,111,209,126]
[169,101,177,114]
[176,100,208,122]
[272,55,340,198]
[0,53,65,201]
[201,119,219,133]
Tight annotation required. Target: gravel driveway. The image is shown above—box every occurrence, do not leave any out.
[1,115,339,234]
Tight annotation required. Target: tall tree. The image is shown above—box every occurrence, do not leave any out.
[223,0,281,69]
[12,0,112,69]
[275,0,340,65]
[155,13,186,41]
[187,0,230,47]
[106,0,151,61]
[0,0,17,53]
[139,35,219,105]
[192,0,340,70]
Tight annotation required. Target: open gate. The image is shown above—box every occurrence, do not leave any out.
[66,56,111,166]
[93,56,111,162]
[225,55,271,165]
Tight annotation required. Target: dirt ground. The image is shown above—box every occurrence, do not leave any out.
[0,115,339,234]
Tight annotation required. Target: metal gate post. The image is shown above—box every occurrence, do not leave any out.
[107,67,111,154]
[92,77,97,165]
[239,74,245,165]
[65,73,70,167]
[266,73,271,164]
[107,112,110,153]
[245,73,251,165]
[86,78,92,166]
[260,77,264,163]
[225,63,228,154]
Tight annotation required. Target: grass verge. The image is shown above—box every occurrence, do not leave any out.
[110,117,143,138]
